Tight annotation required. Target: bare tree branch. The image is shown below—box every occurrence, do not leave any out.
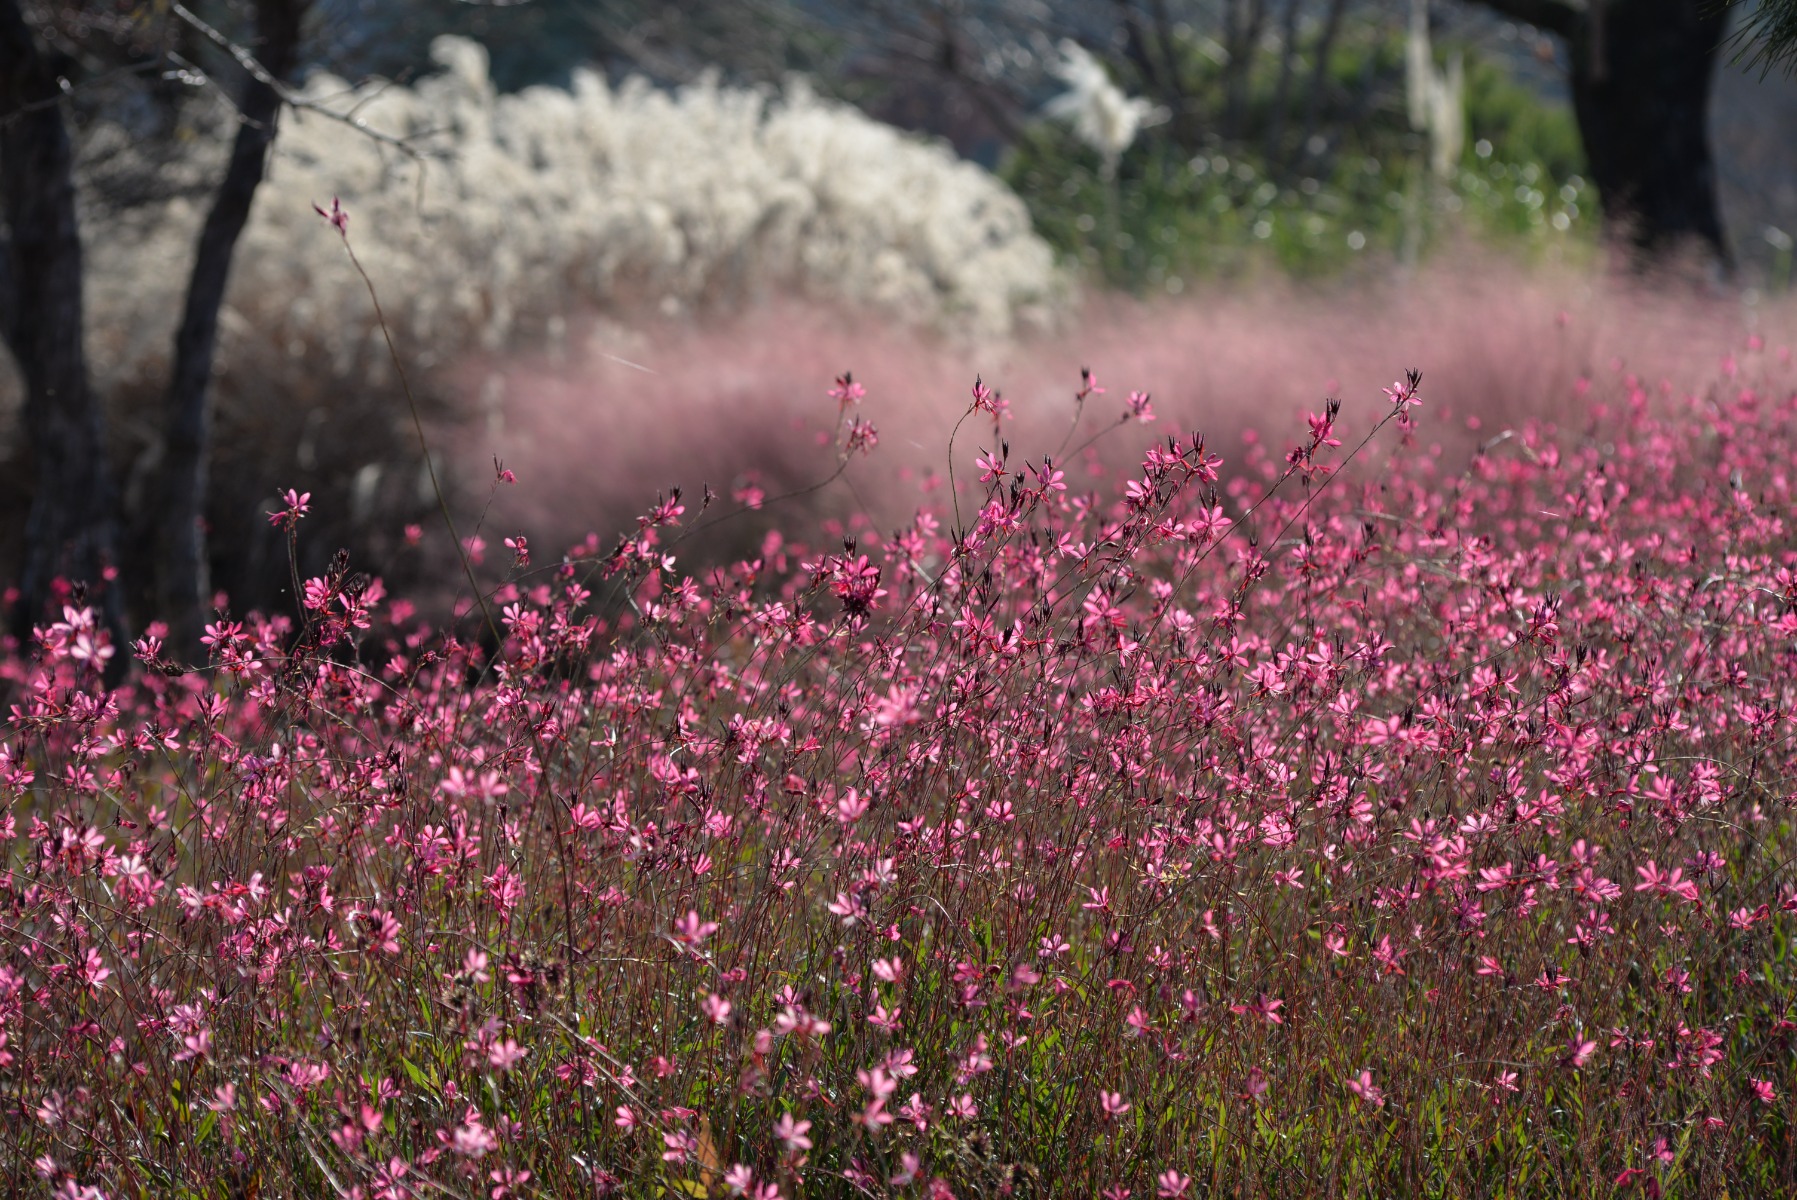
[1263,0,1301,166]
[0,229,14,346]
[0,0,125,653]
[170,2,439,157]
[1292,0,1349,174]
[157,0,308,655]
[0,55,163,129]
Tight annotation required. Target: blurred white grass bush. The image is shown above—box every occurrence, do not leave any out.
[82,36,1067,391]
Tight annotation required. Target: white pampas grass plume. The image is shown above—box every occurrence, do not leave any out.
[1043,41,1168,178]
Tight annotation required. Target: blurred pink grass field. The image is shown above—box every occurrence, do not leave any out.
[459,249,1790,560]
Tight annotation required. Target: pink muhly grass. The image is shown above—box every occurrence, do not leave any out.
[454,247,1792,571]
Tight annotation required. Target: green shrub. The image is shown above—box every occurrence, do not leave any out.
[1001,32,1593,290]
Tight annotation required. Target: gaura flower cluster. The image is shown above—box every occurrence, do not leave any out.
[8,343,1797,1197]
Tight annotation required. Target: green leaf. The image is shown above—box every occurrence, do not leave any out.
[401,1056,433,1091]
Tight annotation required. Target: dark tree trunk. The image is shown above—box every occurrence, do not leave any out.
[1113,0,1163,94]
[1567,0,1729,266]
[1146,0,1191,132]
[0,0,125,651]
[1470,0,1729,269]
[1262,0,1303,169]
[157,0,305,658]
[1221,0,1270,142]
[1290,0,1348,175]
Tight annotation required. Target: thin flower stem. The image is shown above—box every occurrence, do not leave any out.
[332,233,502,649]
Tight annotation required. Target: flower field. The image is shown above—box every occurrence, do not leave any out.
[10,337,1797,1197]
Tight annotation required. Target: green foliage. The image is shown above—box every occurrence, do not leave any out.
[1460,53,1584,182]
[1001,33,1592,291]
[1728,0,1797,81]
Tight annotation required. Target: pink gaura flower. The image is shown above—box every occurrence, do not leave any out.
[312,196,349,235]
[829,372,865,412]
[1346,1070,1385,1109]
[671,910,719,952]
[774,1113,812,1152]
[1635,861,1701,905]
[487,1039,527,1072]
[1156,1170,1191,1198]
[1562,1037,1597,1070]
[267,488,311,530]
[1230,994,1284,1025]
